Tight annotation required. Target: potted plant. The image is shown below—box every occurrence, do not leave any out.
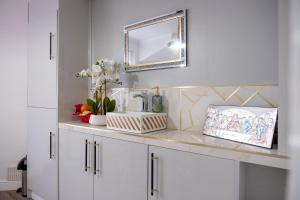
[76,59,122,125]
[86,95,116,125]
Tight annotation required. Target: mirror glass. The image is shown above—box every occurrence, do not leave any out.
[128,18,179,65]
[124,10,186,72]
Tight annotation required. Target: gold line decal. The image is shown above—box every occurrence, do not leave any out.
[210,87,226,101]
[257,92,277,108]
[182,90,196,103]
[234,93,244,103]
[131,83,278,91]
[225,87,241,101]
[241,87,262,106]
[188,110,194,127]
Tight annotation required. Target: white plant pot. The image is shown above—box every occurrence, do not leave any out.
[89,115,106,126]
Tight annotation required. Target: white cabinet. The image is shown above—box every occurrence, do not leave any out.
[59,129,93,200]
[27,0,89,198]
[59,130,148,200]
[148,146,235,200]
[27,1,59,199]
[59,129,236,200]
[27,107,58,200]
[27,0,58,108]
[93,136,148,200]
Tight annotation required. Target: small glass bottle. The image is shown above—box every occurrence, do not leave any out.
[152,86,163,113]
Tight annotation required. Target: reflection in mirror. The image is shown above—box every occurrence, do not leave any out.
[128,18,180,65]
[124,10,186,72]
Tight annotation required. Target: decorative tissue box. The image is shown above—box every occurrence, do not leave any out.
[106,112,167,134]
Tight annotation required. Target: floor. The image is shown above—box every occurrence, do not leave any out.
[0,191,28,200]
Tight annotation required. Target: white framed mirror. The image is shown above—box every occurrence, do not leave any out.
[124,10,187,72]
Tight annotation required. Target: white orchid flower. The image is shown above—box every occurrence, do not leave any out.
[92,64,102,73]
[99,74,106,82]
[76,58,122,91]
[95,77,103,87]
[76,69,92,77]
[104,75,113,81]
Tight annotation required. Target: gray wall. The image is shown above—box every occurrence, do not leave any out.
[0,0,27,186]
[92,0,278,87]
[58,0,90,122]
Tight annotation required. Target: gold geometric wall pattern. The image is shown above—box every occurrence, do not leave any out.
[179,85,278,131]
[128,84,278,132]
[210,86,277,107]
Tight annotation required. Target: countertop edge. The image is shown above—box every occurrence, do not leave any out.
[59,122,290,170]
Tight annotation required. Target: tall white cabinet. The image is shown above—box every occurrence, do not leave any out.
[27,108,58,200]
[27,0,89,199]
[27,0,58,108]
[27,0,59,199]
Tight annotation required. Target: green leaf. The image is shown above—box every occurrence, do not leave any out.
[90,107,96,115]
[93,104,98,115]
[107,99,116,112]
[86,98,94,107]
[86,98,98,115]
[95,98,100,108]
[102,97,110,114]
[103,97,110,107]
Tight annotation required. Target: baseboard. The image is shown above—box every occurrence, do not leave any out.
[31,192,45,200]
[0,181,21,191]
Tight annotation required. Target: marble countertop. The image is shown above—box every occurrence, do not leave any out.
[59,121,290,170]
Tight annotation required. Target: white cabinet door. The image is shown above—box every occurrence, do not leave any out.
[28,0,58,108]
[27,107,58,200]
[59,130,93,200]
[148,146,235,200]
[93,136,148,200]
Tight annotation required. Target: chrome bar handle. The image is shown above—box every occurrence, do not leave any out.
[151,153,159,196]
[94,141,97,175]
[49,32,55,60]
[87,141,91,172]
[49,32,52,60]
[50,132,52,159]
[85,140,88,171]
[49,132,55,159]
[96,143,101,174]
[94,142,101,175]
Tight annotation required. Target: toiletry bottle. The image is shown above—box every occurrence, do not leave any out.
[152,86,163,113]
